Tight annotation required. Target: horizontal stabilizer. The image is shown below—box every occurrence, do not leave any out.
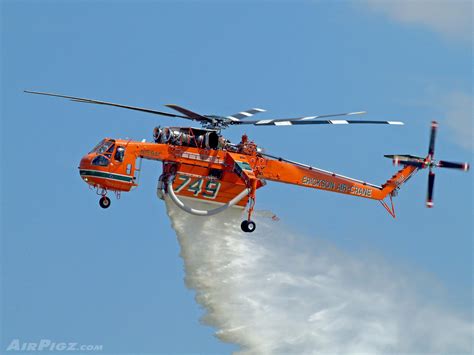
[385,154,425,167]
[384,154,424,161]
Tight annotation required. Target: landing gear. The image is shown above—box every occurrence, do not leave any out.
[99,196,111,209]
[241,220,256,233]
[241,179,258,233]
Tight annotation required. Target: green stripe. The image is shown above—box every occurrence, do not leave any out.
[79,169,133,183]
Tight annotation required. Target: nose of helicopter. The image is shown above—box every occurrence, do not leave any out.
[77,151,135,193]
[78,154,95,185]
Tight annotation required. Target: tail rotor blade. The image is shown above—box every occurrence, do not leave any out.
[426,171,435,208]
[437,160,470,171]
[428,121,438,157]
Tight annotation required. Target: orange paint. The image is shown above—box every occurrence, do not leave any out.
[79,136,417,217]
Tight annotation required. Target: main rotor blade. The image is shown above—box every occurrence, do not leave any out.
[428,121,438,157]
[237,119,403,126]
[426,171,435,208]
[437,160,470,171]
[164,104,211,122]
[233,110,368,125]
[24,90,191,120]
[227,108,266,121]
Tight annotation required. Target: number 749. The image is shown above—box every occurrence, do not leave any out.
[174,175,221,199]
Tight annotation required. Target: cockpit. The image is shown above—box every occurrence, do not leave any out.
[79,137,137,202]
[90,139,115,155]
[88,139,126,167]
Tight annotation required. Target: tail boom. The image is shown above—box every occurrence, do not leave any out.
[380,165,419,197]
[260,159,417,201]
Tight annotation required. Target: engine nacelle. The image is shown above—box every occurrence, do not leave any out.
[153,127,220,149]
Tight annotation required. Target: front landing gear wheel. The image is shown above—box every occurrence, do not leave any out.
[241,220,256,233]
[99,196,111,209]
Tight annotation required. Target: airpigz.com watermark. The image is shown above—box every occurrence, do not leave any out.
[5,339,103,352]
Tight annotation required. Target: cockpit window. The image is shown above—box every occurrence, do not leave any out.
[90,139,116,154]
[106,143,115,153]
[89,139,106,153]
[91,155,110,167]
[97,141,115,154]
[114,146,125,162]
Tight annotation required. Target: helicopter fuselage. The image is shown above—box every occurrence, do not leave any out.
[78,127,416,217]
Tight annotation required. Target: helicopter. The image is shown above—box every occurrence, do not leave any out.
[25,90,469,232]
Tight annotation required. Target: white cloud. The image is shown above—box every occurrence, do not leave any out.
[443,91,473,150]
[365,0,472,41]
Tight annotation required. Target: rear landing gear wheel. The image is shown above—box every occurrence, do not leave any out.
[241,220,256,233]
[99,196,111,209]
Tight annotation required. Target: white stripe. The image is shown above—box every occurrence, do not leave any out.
[330,120,348,124]
[226,116,240,121]
[253,108,266,112]
[388,121,404,125]
[347,111,366,115]
[81,175,131,183]
[240,112,253,117]
[274,121,292,126]
[300,116,317,120]
[176,195,245,209]
[256,119,273,125]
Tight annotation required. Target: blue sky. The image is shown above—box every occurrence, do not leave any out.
[1,1,472,354]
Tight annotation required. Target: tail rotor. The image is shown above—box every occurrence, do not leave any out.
[385,121,469,208]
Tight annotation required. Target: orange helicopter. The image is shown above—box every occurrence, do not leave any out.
[25,91,470,232]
